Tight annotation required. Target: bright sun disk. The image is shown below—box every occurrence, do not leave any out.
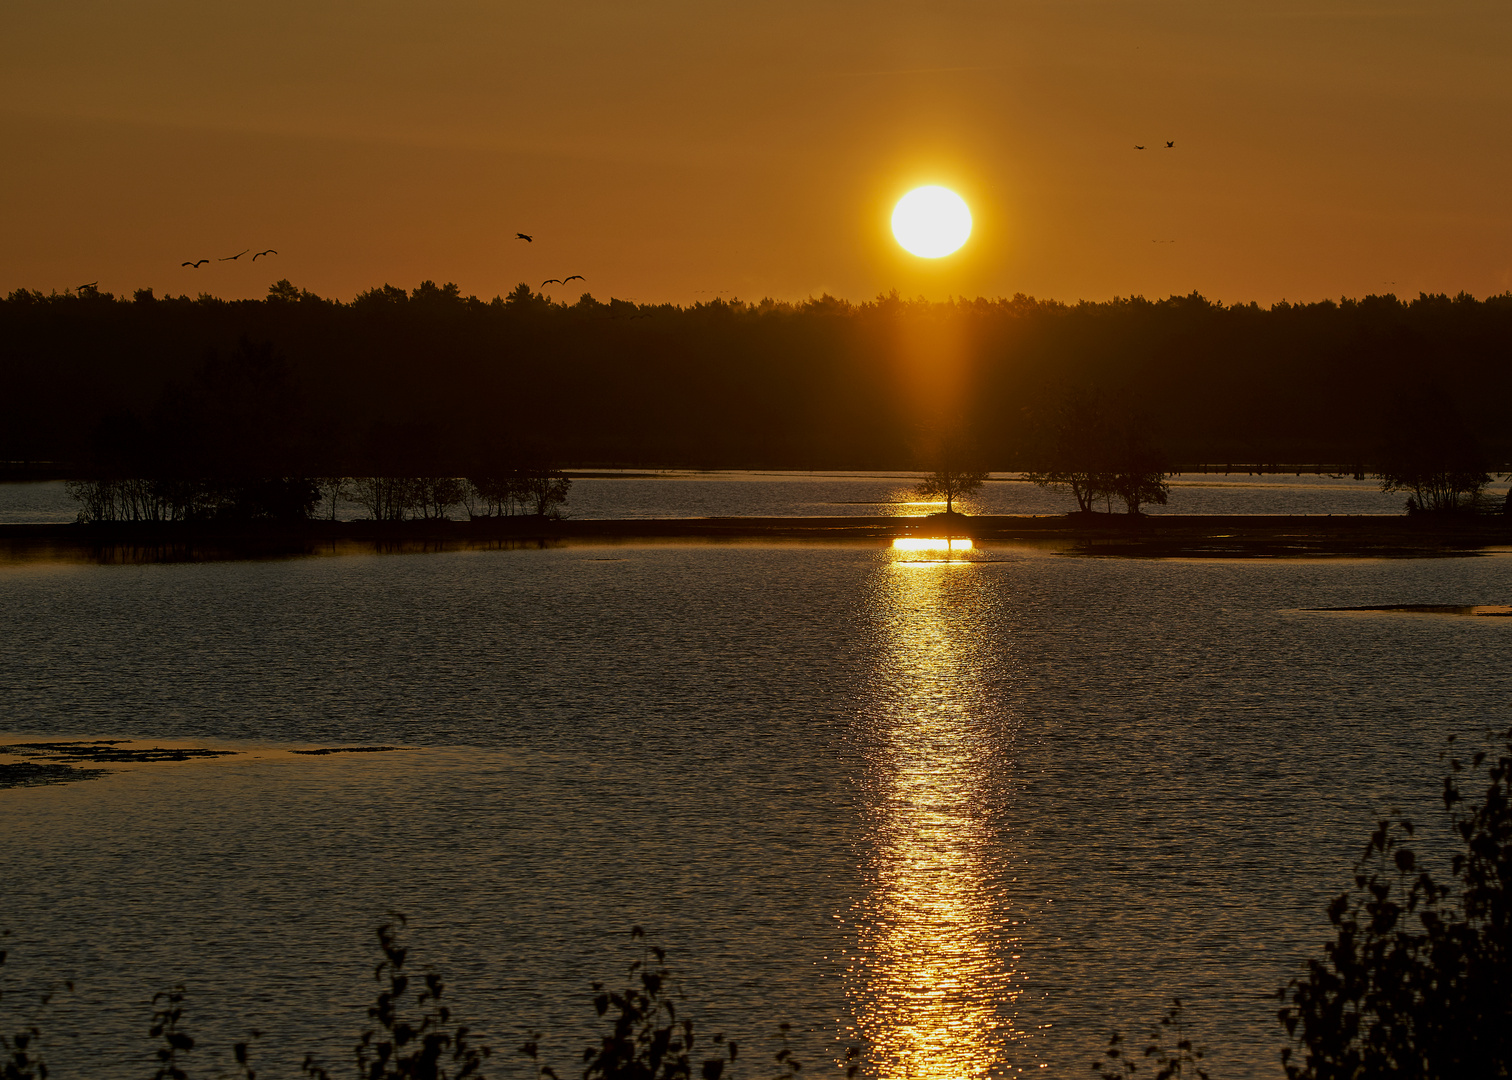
[892,186,972,258]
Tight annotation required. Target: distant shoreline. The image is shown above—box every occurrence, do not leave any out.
[3,513,1510,561]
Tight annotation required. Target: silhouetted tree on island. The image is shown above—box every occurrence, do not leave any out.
[1374,391,1493,513]
[1108,427,1171,515]
[1025,388,1170,514]
[915,468,988,514]
[516,467,572,518]
[914,428,989,514]
[64,337,320,523]
[315,476,351,521]
[1024,389,1117,512]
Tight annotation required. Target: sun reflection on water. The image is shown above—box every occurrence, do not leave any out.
[892,538,974,553]
[849,545,1021,1078]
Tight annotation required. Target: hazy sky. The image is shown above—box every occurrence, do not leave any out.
[2,0,1508,305]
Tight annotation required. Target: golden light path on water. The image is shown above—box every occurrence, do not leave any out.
[850,539,1022,1078]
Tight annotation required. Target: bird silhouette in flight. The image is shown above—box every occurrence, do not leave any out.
[1165,141,1175,148]
[1134,144,1146,150]
[541,278,562,287]
[219,249,249,261]
[516,233,533,242]
[182,259,209,268]
[77,282,97,291]
[562,275,585,284]
[252,249,277,260]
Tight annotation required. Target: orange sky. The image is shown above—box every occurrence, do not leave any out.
[2,1,1508,306]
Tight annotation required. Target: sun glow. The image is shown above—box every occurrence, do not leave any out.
[891,186,972,258]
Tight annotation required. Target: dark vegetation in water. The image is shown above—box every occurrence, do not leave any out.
[289,746,407,756]
[0,742,410,788]
[0,741,237,764]
[0,761,110,789]
[1314,605,1512,617]
[2,283,1510,478]
[2,733,1508,1077]
[0,741,239,787]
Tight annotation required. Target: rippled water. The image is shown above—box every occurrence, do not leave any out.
[2,470,1481,524]
[3,542,1511,1078]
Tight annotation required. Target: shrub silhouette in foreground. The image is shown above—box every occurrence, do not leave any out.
[303,914,488,1080]
[1275,727,1512,1079]
[1097,727,1512,1078]
[0,918,856,1080]
[1092,998,1209,1080]
[520,926,859,1080]
[18,731,1506,1078]
[0,934,69,1080]
[148,988,195,1080]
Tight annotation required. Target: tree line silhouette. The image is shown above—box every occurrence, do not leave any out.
[3,281,1510,490]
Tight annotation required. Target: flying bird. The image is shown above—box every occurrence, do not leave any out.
[516,233,534,242]
[541,278,562,286]
[219,249,250,261]
[77,282,97,291]
[252,249,277,260]
[1134,144,1145,150]
[562,275,585,284]
[1165,141,1175,148]
[182,259,209,268]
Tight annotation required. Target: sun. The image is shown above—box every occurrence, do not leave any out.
[891,186,972,258]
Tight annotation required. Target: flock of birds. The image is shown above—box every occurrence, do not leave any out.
[165,232,584,293]
[515,233,585,290]
[181,248,277,269]
[1137,141,1178,243]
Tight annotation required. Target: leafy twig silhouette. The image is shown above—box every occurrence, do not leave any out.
[1276,727,1512,1078]
[520,927,861,1080]
[1,935,69,1080]
[1092,998,1209,1080]
[149,987,195,1080]
[231,1030,261,1080]
[305,914,489,1080]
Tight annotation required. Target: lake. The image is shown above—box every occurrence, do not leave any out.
[3,531,1510,1078]
[1,469,1485,525]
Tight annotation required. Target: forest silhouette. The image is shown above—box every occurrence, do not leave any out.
[3,282,1510,480]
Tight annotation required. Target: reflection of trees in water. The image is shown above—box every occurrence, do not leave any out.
[849,556,1022,1079]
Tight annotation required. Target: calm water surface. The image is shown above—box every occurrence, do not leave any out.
[1,470,1477,523]
[3,542,1510,1078]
